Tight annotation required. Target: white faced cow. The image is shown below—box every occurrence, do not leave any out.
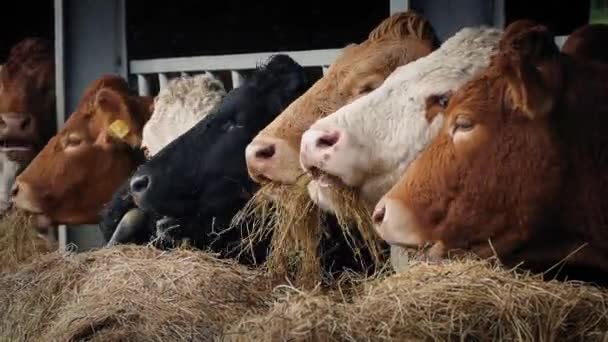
[141,72,226,157]
[299,27,502,214]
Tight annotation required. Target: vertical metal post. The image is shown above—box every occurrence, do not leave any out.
[137,74,150,96]
[231,70,244,88]
[158,73,169,89]
[321,66,329,75]
[390,0,409,14]
[54,0,68,251]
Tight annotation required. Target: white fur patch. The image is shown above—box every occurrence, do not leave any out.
[0,153,21,214]
[306,27,502,210]
[142,73,226,157]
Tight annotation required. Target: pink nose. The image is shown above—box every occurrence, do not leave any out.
[245,137,279,183]
[299,128,342,171]
[372,197,425,247]
[0,113,35,137]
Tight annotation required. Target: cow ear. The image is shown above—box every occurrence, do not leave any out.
[368,11,439,47]
[95,87,126,115]
[502,24,563,120]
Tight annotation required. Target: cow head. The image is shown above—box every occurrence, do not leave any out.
[0,38,55,214]
[12,75,153,225]
[561,23,608,63]
[245,11,439,189]
[129,54,310,219]
[141,72,226,158]
[373,20,589,271]
[298,27,502,213]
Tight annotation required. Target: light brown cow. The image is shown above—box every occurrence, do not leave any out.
[374,20,608,284]
[0,38,55,214]
[245,11,439,186]
[561,23,608,62]
[12,75,153,225]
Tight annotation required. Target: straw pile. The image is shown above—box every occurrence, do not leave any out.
[232,176,385,288]
[0,245,272,341]
[226,257,608,341]
[0,208,56,272]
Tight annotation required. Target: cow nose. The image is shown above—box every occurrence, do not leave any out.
[372,205,386,225]
[299,128,342,170]
[10,182,19,198]
[372,197,425,247]
[0,113,34,135]
[245,137,280,182]
[130,174,151,195]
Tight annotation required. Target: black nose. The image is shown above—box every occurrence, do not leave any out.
[130,174,151,194]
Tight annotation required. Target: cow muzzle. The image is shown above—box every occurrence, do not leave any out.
[245,136,301,185]
[299,127,366,188]
[11,180,44,214]
[372,197,427,248]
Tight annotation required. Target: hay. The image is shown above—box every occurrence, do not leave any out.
[226,257,608,341]
[0,208,56,272]
[232,181,323,288]
[0,245,272,341]
[232,174,385,288]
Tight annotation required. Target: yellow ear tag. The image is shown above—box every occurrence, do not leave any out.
[108,119,130,139]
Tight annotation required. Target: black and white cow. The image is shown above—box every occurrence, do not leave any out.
[100,54,310,263]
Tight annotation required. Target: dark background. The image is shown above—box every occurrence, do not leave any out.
[0,0,598,63]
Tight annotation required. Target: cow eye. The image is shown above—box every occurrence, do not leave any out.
[437,95,449,108]
[63,133,83,148]
[356,80,380,96]
[453,115,474,134]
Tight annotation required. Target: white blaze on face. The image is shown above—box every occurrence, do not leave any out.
[0,152,22,213]
[302,26,502,211]
[142,72,226,157]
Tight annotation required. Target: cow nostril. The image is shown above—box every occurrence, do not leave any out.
[20,116,32,131]
[254,144,275,160]
[131,175,151,194]
[10,183,19,198]
[372,205,386,225]
[316,131,340,149]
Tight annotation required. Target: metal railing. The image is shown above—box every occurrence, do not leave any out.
[129,48,342,96]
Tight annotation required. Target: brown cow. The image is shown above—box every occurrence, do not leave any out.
[12,75,153,225]
[245,11,439,187]
[373,20,608,284]
[561,23,608,62]
[0,38,55,214]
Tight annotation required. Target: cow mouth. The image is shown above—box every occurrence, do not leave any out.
[0,139,36,152]
[308,167,348,189]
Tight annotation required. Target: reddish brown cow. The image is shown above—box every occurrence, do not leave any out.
[12,75,153,225]
[245,11,439,187]
[374,20,608,284]
[561,23,608,62]
[0,38,56,213]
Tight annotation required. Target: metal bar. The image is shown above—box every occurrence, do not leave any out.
[130,48,342,75]
[493,0,505,28]
[137,74,150,96]
[115,0,128,78]
[54,0,68,252]
[158,73,169,89]
[390,0,409,14]
[322,66,329,75]
[554,35,569,49]
[231,70,244,88]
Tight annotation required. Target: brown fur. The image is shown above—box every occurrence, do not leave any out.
[14,75,153,224]
[247,11,439,185]
[383,20,608,284]
[0,37,56,160]
[561,23,608,63]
